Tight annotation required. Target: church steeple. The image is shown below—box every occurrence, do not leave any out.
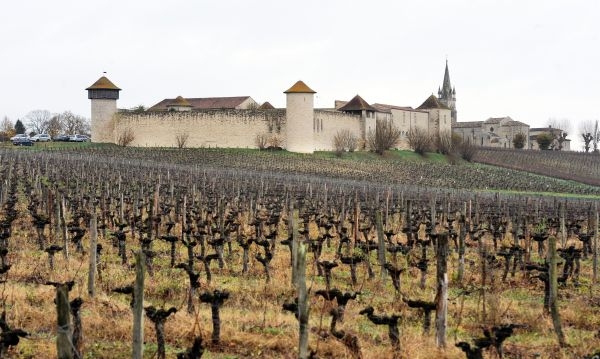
[437,59,457,124]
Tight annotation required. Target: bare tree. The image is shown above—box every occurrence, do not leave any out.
[175,132,189,148]
[368,119,401,155]
[333,129,358,154]
[407,127,433,155]
[47,115,63,138]
[435,131,453,155]
[60,111,90,135]
[25,110,52,135]
[268,135,283,149]
[117,128,135,147]
[0,116,14,141]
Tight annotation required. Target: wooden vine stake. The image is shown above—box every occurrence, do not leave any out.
[132,250,146,359]
[56,284,73,359]
[376,210,387,280]
[291,206,299,286]
[548,235,567,347]
[435,233,448,348]
[88,213,97,297]
[296,239,309,358]
[593,203,598,286]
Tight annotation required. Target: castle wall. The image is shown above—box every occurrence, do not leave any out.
[114,109,286,148]
[313,110,362,151]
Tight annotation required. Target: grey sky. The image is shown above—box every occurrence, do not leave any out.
[1,0,598,149]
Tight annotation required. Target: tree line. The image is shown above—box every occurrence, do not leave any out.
[0,110,90,141]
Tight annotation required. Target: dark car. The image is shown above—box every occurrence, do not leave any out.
[53,134,70,142]
[12,137,34,146]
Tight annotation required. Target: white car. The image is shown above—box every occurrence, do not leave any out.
[9,134,29,141]
[31,133,51,142]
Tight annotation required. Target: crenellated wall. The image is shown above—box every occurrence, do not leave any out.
[113,109,286,148]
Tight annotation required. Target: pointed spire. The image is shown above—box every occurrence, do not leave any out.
[442,60,452,97]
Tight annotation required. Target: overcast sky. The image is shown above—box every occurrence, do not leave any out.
[1,0,598,149]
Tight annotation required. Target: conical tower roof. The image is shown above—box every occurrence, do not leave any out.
[338,94,377,112]
[417,94,450,110]
[86,76,121,91]
[284,80,316,94]
[441,60,452,96]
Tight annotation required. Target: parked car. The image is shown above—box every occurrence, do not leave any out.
[31,133,51,142]
[10,134,29,141]
[53,134,71,142]
[12,137,34,146]
[69,134,90,142]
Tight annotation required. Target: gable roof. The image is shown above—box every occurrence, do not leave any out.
[148,96,252,111]
[258,101,275,110]
[416,95,450,110]
[86,76,121,91]
[284,80,316,94]
[338,95,377,112]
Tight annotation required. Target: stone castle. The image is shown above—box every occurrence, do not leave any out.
[87,63,460,153]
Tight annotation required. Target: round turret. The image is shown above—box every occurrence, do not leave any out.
[284,80,315,153]
[87,76,120,143]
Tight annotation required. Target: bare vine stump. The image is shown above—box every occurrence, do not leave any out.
[199,290,230,344]
[176,336,204,359]
[133,251,146,359]
[55,284,73,359]
[70,298,83,359]
[145,306,177,359]
[434,233,448,348]
[359,307,400,350]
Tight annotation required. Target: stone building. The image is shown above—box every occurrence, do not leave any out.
[453,116,530,148]
[529,127,571,150]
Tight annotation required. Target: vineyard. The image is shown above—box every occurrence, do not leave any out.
[0,146,599,358]
[473,148,600,187]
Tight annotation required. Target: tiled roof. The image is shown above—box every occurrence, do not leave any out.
[452,121,483,128]
[148,96,252,111]
[371,103,422,113]
[86,76,121,91]
[416,95,450,110]
[338,95,377,112]
[258,102,275,109]
[284,80,316,94]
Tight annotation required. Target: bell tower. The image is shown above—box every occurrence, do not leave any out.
[437,60,457,124]
[87,75,120,143]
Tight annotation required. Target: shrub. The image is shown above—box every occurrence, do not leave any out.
[536,132,554,150]
[435,131,453,155]
[367,119,401,155]
[255,133,269,150]
[457,137,477,161]
[267,135,283,150]
[117,128,135,147]
[407,127,433,155]
[333,129,358,155]
[513,133,526,149]
[175,133,190,149]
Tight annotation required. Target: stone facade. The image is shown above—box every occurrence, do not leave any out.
[453,117,530,148]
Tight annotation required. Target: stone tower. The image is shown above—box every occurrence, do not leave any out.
[284,80,315,153]
[87,76,120,143]
[437,60,457,124]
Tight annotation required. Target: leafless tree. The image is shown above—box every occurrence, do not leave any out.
[117,128,135,147]
[268,134,283,149]
[368,119,401,155]
[25,110,53,135]
[407,127,433,155]
[0,116,14,141]
[47,115,63,138]
[175,132,190,148]
[60,111,90,135]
